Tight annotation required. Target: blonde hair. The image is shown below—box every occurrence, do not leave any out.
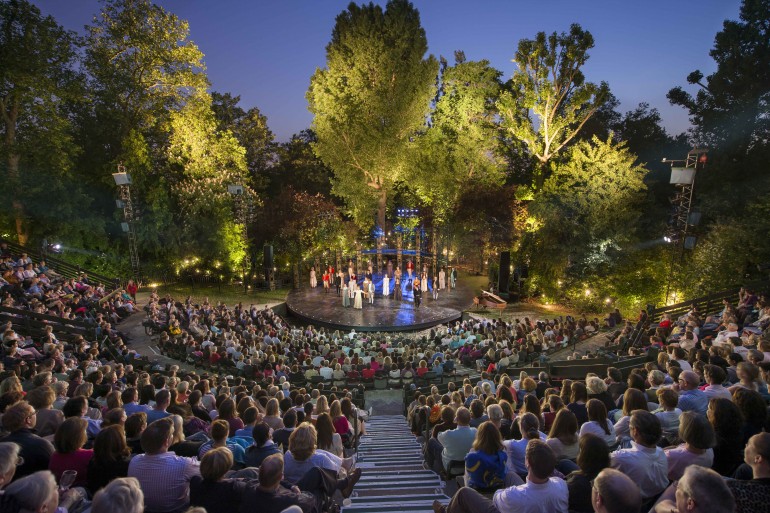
[200,446,234,481]
[315,395,329,415]
[329,399,342,418]
[288,422,317,461]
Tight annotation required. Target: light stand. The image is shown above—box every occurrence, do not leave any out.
[113,164,140,282]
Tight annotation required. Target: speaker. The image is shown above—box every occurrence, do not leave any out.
[263,245,274,269]
[498,251,510,293]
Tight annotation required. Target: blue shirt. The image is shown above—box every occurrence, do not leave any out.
[678,389,709,416]
[466,449,507,489]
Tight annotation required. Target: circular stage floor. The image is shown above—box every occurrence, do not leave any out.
[285,281,474,332]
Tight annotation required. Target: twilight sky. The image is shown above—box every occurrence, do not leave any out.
[34,0,742,142]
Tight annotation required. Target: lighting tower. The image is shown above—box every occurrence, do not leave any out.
[113,164,140,282]
[662,148,707,303]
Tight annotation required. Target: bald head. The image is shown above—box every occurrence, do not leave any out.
[680,370,699,389]
[593,468,641,513]
[259,454,284,488]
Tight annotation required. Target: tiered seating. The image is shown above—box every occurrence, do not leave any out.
[345,415,450,513]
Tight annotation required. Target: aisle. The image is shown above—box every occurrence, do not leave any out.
[343,415,450,513]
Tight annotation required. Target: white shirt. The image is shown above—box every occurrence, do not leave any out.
[703,384,733,400]
[611,442,669,499]
[579,419,616,446]
[493,478,568,513]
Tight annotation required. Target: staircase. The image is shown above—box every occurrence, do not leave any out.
[345,415,450,513]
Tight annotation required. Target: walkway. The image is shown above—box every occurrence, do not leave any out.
[344,415,450,513]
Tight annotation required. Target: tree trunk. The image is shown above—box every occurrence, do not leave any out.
[377,189,387,231]
[4,103,27,245]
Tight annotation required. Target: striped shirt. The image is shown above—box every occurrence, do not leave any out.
[128,452,200,513]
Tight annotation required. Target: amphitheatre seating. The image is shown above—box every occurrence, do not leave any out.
[0,304,97,341]
[345,415,450,513]
[1,238,120,288]
[648,279,770,322]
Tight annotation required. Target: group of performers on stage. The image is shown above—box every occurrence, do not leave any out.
[309,259,457,310]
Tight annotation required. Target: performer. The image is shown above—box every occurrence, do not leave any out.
[394,275,402,301]
[342,282,350,307]
[406,259,414,279]
[433,272,439,300]
[310,266,317,288]
[382,273,390,297]
[322,270,330,293]
[450,267,457,289]
[420,272,428,293]
[335,271,342,296]
[354,288,363,309]
[367,279,375,304]
[348,278,356,301]
[413,278,422,308]
[348,259,354,280]
[439,267,446,290]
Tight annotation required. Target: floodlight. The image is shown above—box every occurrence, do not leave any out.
[112,172,132,186]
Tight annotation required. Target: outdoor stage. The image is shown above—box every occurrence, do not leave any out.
[285,275,476,332]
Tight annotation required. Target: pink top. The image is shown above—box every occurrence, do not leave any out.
[664,444,714,480]
[49,449,93,487]
[333,415,352,435]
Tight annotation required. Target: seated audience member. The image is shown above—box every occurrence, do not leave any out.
[652,465,735,513]
[128,417,201,513]
[49,417,93,487]
[579,399,616,447]
[654,388,682,444]
[546,409,579,460]
[91,477,144,513]
[727,432,770,513]
[676,371,709,416]
[88,424,133,493]
[435,439,568,513]
[464,421,507,490]
[316,412,344,457]
[199,419,246,465]
[708,397,746,476]
[565,434,611,513]
[610,410,668,501]
[0,442,21,489]
[244,421,282,467]
[283,423,359,488]
[190,447,252,513]
[702,364,732,400]
[26,385,64,438]
[241,453,359,513]
[1,470,84,513]
[591,468,642,513]
[1,401,54,479]
[273,409,297,452]
[664,411,715,481]
[426,407,476,474]
[504,412,546,478]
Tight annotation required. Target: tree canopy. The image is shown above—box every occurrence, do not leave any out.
[307,0,438,230]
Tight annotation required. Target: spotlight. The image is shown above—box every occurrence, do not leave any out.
[663,236,671,243]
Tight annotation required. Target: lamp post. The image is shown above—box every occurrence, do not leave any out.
[112,164,140,282]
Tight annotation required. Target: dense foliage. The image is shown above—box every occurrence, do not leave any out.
[0,0,767,313]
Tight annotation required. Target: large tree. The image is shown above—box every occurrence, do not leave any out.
[414,55,505,225]
[307,0,438,230]
[498,24,609,190]
[80,0,252,268]
[667,0,770,158]
[0,0,89,245]
[211,92,276,193]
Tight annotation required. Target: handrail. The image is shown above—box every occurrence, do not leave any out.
[649,279,770,322]
[1,238,121,289]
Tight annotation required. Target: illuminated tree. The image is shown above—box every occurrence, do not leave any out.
[498,24,609,190]
[307,0,438,230]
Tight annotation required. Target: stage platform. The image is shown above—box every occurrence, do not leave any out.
[285,275,475,332]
